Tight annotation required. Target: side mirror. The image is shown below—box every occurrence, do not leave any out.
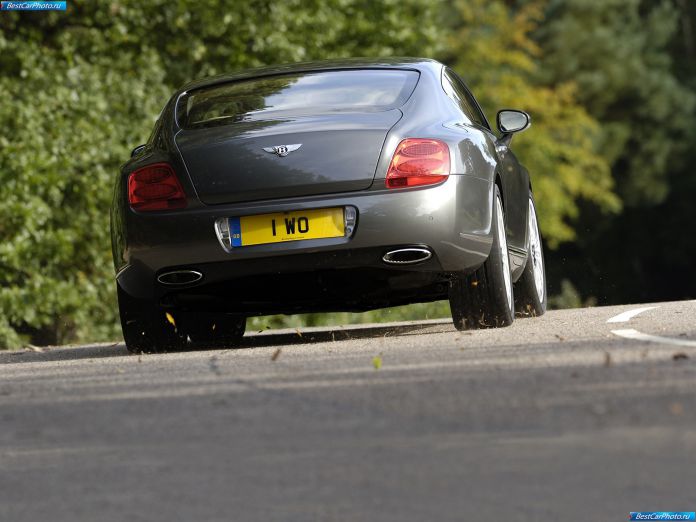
[131,144,146,158]
[496,110,531,135]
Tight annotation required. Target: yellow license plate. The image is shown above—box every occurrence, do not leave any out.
[229,208,345,247]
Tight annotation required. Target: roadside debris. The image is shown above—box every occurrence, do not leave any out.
[603,351,612,367]
[672,352,689,361]
[271,348,282,362]
[208,355,221,376]
[670,402,684,416]
[372,355,382,370]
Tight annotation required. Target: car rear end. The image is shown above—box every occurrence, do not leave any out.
[112,62,495,347]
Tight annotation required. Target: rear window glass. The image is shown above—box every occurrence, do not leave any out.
[177,69,419,129]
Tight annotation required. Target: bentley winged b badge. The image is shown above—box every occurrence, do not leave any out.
[262,144,302,157]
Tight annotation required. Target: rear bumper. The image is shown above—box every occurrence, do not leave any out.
[114,174,494,301]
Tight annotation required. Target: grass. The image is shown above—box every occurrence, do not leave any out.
[246,300,452,331]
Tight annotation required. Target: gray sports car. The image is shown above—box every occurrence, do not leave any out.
[111,58,547,353]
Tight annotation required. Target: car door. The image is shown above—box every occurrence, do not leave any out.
[443,69,529,253]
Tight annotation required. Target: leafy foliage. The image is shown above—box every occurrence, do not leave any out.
[0,19,169,347]
[539,0,696,304]
[538,0,695,206]
[445,0,621,245]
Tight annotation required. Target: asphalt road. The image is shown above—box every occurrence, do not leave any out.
[1,300,695,521]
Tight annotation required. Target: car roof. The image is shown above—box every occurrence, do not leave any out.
[176,57,444,95]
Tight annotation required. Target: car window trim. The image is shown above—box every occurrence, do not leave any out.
[442,67,492,131]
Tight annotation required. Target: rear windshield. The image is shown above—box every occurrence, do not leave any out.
[177,69,419,129]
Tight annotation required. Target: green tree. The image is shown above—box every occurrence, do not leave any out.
[0,17,170,347]
[444,0,621,246]
[537,0,696,304]
[538,0,695,206]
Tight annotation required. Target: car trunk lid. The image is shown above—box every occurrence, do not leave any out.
[174,111,402,204]
[172,68,419,205]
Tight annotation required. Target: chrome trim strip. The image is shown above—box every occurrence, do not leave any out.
[382,248,433,265]
[157,270,204,286]
[115,263,132,280]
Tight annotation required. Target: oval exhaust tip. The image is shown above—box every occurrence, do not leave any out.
[382,248,433,265]
[157,270,203,286]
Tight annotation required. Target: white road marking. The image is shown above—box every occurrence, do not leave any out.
[606,307,657,323]
[611,328,696,347]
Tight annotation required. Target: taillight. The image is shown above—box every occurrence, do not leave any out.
[386,138,450,189]
[127,163,187,211]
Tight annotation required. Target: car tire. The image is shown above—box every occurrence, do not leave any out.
[449,185,515,330]
[117,284,187,354]
[186,312,246,349]
[514,193,547,317]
